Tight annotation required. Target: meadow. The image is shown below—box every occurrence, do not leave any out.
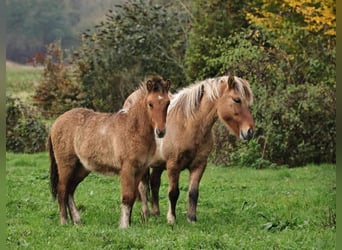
[6,65,336,249]
[6,62,43,103]
[6,153,335,249]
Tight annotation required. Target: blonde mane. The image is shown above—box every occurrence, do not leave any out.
[119,84,147,113]
[168,76,253,118]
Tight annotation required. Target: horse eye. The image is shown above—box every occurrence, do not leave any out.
[148,103,153,108]
[233,98,241,104]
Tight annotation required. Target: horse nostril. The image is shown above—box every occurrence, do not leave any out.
[155,128,166,138]
[241,128,254,140]
[247,128,254,138]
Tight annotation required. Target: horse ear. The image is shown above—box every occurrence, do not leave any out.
[146,80,154,92]
[164,79,171,91]
[228,75,235,89]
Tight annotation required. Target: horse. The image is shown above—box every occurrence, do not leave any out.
[47,76,171,228]
[123,75,255,224]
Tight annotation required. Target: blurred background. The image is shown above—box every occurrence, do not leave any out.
[6,0,336,168]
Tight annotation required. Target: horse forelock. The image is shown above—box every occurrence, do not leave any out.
[168,76,253,118]
[232,76,254,105]
[133,76,167,98]
[145,75,170,94]
[123,77,170,110]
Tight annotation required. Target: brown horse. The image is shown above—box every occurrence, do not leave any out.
[48,76,170,228]
[124,75,254,224]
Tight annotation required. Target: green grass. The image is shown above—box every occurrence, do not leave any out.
[6,66,43,102]
[6,153,335,249]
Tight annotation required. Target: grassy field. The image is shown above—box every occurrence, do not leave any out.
[5,64,336,248]
[6,62,43,103]
[6,152,335,249]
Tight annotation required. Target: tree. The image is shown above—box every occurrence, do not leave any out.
[6,0,74,62]
[185,0,250,81]
[184,0,336,166]
[6,0,115,63]
[247,0,336,36]
[74,0,190,112]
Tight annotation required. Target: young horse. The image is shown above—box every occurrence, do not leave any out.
[48,76,170,228]
[124,75,255,224]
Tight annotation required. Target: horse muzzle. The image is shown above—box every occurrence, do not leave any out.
[155,128,166,138]
[240,128,254,140]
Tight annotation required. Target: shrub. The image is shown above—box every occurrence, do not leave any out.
[6,97,48,153]
[74,0,189,112]
[210,124,274,169]
[203,31,335,167]
[257,83,336,166]
[33,40,85,118]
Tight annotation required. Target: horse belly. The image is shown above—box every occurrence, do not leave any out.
[78,155,121,176]
[75,136,121,176]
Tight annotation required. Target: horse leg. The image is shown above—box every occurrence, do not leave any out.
[56,166,74,225]
[187,163,206,223]
[119,166,138,228]
[166,164,180,224]
[57,181,69,225]
[150,166,164,216]
[67,163,90,224]
[138,169,150,222]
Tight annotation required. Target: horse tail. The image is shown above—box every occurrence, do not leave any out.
[47,135,58,200]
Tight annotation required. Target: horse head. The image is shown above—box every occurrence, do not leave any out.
[217,75,255,140]
[145,76,171,138]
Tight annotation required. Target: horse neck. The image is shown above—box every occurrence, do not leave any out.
[126,98,153,134]
[190,94,218,134]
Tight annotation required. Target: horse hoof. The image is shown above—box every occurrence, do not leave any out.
[152,210,160,216]
[140,211,150,223]
[60,218,68,225]
[187,217,197,223]
[73,220,82,225]
[167,213,176,224]
[119,223,130,229]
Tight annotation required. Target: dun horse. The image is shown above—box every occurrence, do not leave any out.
[124,75,255,224]
[48,76,170,228]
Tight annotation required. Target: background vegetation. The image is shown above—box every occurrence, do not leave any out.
[6,0,336,168]
[6,0,115,63]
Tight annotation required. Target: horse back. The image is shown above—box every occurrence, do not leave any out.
[50,108,155,175]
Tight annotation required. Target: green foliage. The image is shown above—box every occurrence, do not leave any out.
[13,0,335,167]
[210,124,274,169]
[6,153,335,249]
[185,0,249,82]
[184,0,335,166]
[258,83,335,166]
[74,0,189,112]
[33,41,85,118]
[6,97,47,153]
[229,140,275,169]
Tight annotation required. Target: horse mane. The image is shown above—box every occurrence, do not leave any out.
[122,76,171,112]
[119,84,146,113]
[121,76,167,113]
[168,76,253,118]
